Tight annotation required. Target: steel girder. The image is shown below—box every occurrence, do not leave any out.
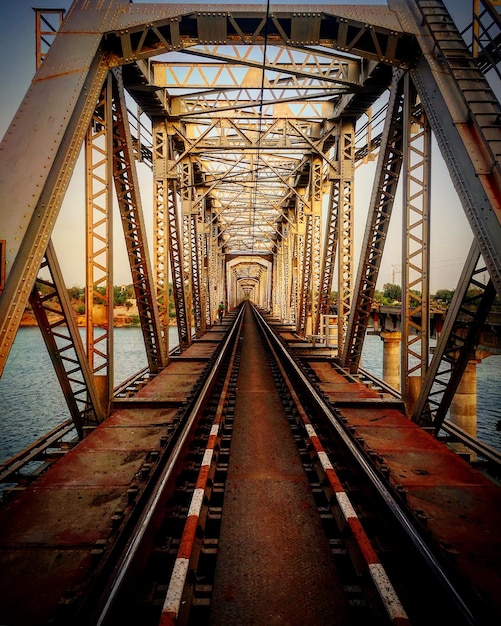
[296,187,309,337]
[168,149,191,350]
[0,49,109,377]
[30,242,104,436]
[309,156,323,338]
[401,73,432,410]
[393,0,501,298]
[189,213,205,336]
[336,120,356,354]
[179,158,206,337]
[317,177,340,336]
[85,74,114,414]
[342,69,405,373]
[104,6,418,68]
[168,180,191,350]
[111,70,165,373]
[412,241,497,431]
[34,8,65,69]
[152,120,171,359]
[1,0,501,444]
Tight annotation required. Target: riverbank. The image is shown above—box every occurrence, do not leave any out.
[20,306,178,328]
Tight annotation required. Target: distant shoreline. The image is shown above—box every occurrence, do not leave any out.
[19,310,177,328]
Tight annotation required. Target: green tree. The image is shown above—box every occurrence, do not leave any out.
[382,282,401,303]
[68,286,84,301]
[113,284,134,306]
[433,288,454,304]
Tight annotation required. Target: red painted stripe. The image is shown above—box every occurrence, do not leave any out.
[347,515,379,565]
[394,617,412,626]
[309,434,324,455]
[177,515,199,559]
[196,465,211,489]
[159,611,177,626]
[325,467,344,494]
[207,433,218,449]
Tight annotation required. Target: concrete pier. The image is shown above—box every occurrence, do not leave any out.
[380,330,401,390]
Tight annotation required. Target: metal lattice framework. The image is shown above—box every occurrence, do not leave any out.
[1,0,501,445]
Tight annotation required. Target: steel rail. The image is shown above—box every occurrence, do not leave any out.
[440,421,501,471]
[159,303,243,624]
[0,419,76,487]
[253,308,410,625]
[252,305,478,626]
[90,305,245,626]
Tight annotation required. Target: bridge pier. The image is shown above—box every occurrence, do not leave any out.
[380,330,401,390]
[449,357,480,459]
[450,359,478,434]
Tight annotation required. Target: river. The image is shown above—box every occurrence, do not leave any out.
[0,327,500,464]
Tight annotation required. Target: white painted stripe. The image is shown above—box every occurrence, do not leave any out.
[202,448,213,467]
[162,557,190,615]
[369,562,409,620]
[305,423,316,438]
[188,488,205,517]
[317,450,334,471]
[210,424,219,438]
[336,491,357,520]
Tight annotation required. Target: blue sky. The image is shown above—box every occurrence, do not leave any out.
[0,1,479,290]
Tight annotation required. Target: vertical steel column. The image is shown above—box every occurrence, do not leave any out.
[201,203,211,328]
[34,9,65,69]
[271,247,279,316]
[220,251,227,309]
[190,211,205,335]
[296,188,309,336]
[337,119,355,355]
[311,156,323,336]
[85,74,114,416]
[152,118,170,358]
[180,161,194,337]
[281,225,290,321]
[207,215,219,321]
[316,174,340,336]
[277,244,285,320]
[181,216,194,336]
[284,224,294,323]
[193,189,207,334]
[401,74,431,411]
[167,133,191,349]
[290,230,299,327]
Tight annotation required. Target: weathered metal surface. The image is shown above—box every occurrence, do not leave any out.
[318,381,381,398]
[0,343,212,623]
[267,314,501,621]
[351,407,501,611]
[0,548,94,625]
[134,357,210,402]
[296,358,501,621]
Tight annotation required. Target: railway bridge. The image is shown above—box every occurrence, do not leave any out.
[1,1,501,624]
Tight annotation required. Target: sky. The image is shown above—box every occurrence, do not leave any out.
[0,0,481,292]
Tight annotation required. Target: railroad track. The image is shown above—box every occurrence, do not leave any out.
[66,303,483,626]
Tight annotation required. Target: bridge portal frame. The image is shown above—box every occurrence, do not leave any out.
[1,0,500,443]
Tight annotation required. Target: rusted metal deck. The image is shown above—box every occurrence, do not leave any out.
[0,312,501,624]
[270,320,501,623]
[0,323,229,625]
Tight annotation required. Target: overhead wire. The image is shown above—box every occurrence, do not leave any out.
[246,0,271,294]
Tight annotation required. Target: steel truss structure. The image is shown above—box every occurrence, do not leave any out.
[1,0,501,444]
